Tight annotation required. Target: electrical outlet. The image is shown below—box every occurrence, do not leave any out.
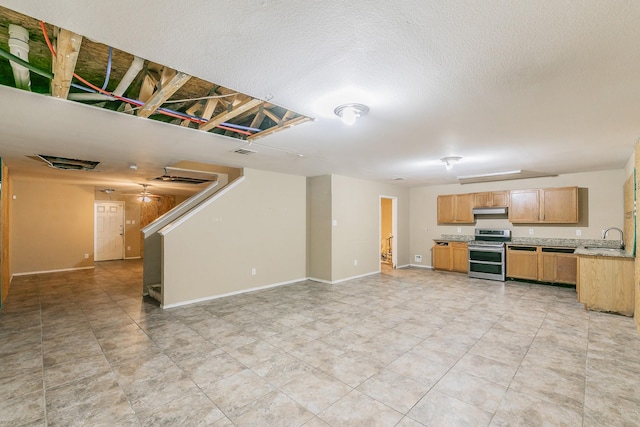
[127,246,131,251]
[354,259,358,266]
[84,253,89,259]
[415,255,422,263]
[251,268,256,276]
[457,227,462,233]
[576,230,582,236]
[529,229,534,235]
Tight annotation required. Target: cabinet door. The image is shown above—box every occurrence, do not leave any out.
[433,245,451,270]
[473,192,490,208]
[509,190,540,223]
[555,254,577,284]
[474,191,509,208]
[455,194,474,223]
[451,242,468,273]
[539,252,557,282]
[490,191,509,207]
[506,246,539,280]
[541,187,578,223]
[437,195,455,224]
[438,194,474,224]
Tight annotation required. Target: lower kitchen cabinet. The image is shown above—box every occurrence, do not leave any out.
[506,246,539,281]
[539,248,577,285]
[506,245,577,285]
[433,242,468,273]
[578,255,634,316]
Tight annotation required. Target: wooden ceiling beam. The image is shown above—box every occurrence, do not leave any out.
[51,29,82,99]
[138,70,192,118]
[250,107,266,129]
[247,116,311,141]
[262,108,282,124]
[199,98,263,132]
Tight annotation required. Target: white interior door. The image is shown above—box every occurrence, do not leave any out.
[95,201,124,261]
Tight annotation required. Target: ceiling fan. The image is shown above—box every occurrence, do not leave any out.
[124,184,160,202]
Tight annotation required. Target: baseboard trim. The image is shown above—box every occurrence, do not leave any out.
[12,266,95,277]
[308,270,381,285]
[408,264,433,269]
[124,256,142,260]
[161,277,308,309]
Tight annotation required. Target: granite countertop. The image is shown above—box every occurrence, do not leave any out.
[573,246,633,258]
[437,235,474,242]
[435,235,633,258]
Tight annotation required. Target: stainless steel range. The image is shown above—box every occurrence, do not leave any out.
[468,228,511,281]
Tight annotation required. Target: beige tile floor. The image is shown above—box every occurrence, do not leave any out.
[1,259,640,426]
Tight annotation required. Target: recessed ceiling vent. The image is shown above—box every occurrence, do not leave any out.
[153,166,218,185]
[36,154,100,171]
[234,148,256,155]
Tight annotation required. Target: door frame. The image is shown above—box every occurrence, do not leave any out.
[94,201,125,261]
[379,195,398,268]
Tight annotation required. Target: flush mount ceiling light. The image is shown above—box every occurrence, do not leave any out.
[334,103,369,125]
[440,156,462,170]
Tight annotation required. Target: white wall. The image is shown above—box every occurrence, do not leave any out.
[410,169,626,268]
[307,175,332,281]
[160,168,306,307]
[329,175,410,282]
[11,179,94,274]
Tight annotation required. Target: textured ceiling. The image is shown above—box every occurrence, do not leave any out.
[0,0,639,196]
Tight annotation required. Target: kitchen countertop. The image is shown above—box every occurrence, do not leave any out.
[573,246,633,258]
[435,235,633,258]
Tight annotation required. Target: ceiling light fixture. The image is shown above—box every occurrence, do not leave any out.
[440,156,462,170]
[137,184,151,203]
[334,103,369,125]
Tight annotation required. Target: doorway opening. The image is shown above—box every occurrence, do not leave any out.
[380,196,398,268]
[94,201,125,261]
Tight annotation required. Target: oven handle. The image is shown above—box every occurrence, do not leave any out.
[468,260,503,265]
[468,246,505,252]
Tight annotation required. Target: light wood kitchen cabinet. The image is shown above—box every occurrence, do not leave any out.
[451,242,469,273]
[509,187,578,223]
[433,242,468,273]
[508,189,540,222]
[539,248,577,285]
[437,194,474,224]
[541,187,578,223]
[474,191,509,208]
[506,245,539,281]
[433,244,451,270]
[578,255,634,316]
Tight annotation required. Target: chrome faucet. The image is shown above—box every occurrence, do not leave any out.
[602,227,624,249]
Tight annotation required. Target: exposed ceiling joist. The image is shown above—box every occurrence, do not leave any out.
[51,28,82,99]
[138,70,191,118]
[248,115,311,141]
[199,97,263,132]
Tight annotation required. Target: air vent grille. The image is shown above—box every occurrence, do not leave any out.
[234,148,256,155]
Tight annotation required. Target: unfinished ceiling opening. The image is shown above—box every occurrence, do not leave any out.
[35,154,99,171]
[0,5,312,143]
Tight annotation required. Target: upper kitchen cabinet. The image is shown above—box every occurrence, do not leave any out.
[474,191,509,208]
[437,194,474,224]
[509,187,579,223]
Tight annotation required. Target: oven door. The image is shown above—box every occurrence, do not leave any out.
[468,246,505,281]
